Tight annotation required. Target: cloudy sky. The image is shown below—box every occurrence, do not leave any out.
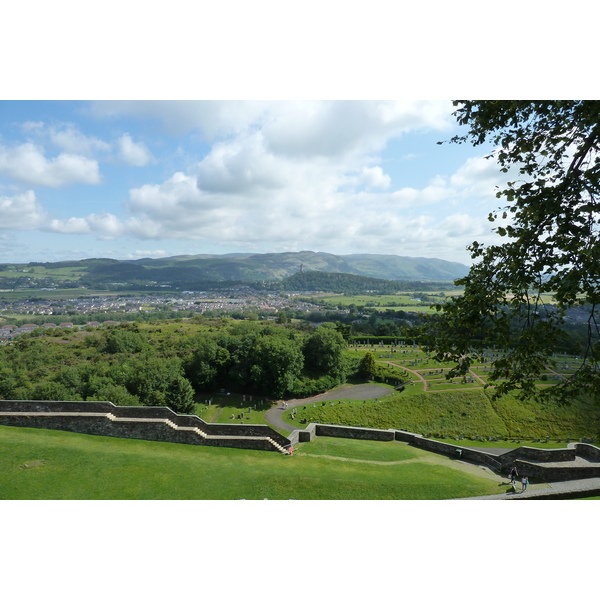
[0,99,512,266]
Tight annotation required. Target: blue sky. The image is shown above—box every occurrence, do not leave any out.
[0,100,509,266]
[2,5,590,269]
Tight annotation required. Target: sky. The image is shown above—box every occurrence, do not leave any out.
[0,99,511,266]
[2,4,592,270]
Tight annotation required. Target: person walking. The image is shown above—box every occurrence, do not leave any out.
[521,476,529,493]
[510,465,518,484]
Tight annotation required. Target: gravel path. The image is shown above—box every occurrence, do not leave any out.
[264,384,393,432]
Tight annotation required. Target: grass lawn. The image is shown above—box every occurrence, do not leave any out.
[0,425,505,500]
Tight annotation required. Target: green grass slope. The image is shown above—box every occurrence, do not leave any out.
[290,389,600,439]
[0,425,503,500]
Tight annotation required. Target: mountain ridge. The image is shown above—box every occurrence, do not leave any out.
[129,251,469,282]
[7,251,469,289]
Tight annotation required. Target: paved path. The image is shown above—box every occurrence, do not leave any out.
[264,384,393,432]
[457,477,600,499]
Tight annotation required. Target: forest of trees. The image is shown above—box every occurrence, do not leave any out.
[0,319,357,413]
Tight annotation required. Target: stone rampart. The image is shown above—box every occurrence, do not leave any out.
[0,400,289,452]
[315,423,395,441]
[573,443,600,461]
[514,460,600,483]
[497,446,576,468]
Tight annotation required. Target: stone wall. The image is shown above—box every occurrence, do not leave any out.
[0,400,289,452]
[315,423,395,442]
[396,432,502,470]
[573,443,600,461]
[514,460,600,483]
[497,446,576,469]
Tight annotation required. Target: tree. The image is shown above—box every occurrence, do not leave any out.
[303,323,348,380]
[164,376,195,413]
[186,338,219,389]
[126,356,194,410]
[427,101,600,400]
[358,352,377,380]
[249,335,304,398]
[103,329,149,354]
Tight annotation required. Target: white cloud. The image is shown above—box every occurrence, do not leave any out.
[87,100,454,148]
[196,134,288,194]
[0,143,100,187]
[87,100,273,138]
[21,121,45,133]
[127,250,167,258]
[47,212,124,239]
[118,134,153,166]
[128,172,209,216]
[391,177,453,205]
[0,190,48,229]
[19,121,151,168]
[39,141,501,265]
[48,125,111,156]
[449,154,508,196]
[262,100,453,158]
[359,166,391,189]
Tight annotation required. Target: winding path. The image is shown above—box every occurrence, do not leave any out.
[264,384,393,432]
[383,361,487,391]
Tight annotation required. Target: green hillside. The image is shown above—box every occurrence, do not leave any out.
[0,251,469,291]
[274,271,455,293]
[290,388,600,439]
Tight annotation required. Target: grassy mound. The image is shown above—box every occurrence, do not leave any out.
[292,389,600,439]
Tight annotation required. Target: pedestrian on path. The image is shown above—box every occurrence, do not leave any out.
[510,464,518,484]
[521,476,529,492]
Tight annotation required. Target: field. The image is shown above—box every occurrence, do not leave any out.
[307,292,445,313]
[0,289,137,302]
[306,291,559,315]
[0,425,508,500]
[0,265,87,281]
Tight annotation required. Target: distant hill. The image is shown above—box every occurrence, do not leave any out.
[8,251,469,290]
[130,251,469,282]
[342,254,470,281]
[273,271,457,293]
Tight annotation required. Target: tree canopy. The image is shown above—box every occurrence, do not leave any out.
[427,101,600,400]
